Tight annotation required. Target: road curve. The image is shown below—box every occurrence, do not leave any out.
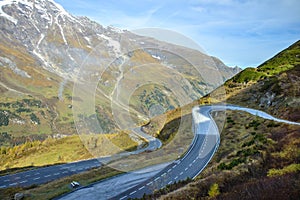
[0,128,161,189]
[111,105,300,200]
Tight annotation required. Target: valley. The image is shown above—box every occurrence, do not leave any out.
[0,0,299,199]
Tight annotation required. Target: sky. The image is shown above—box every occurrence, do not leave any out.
[56,0,300,68]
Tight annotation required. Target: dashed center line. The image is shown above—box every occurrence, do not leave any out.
[54,173,60,176]
[0,185,6,189]
[138,186,145,190]
[34,172,40,175]
[174,176,178,180]
[20,180,27,184]
[9,182,17,186]
[168,181,172,185]
[4,179,9,182]
[44,175,51,178]
[167,169,172,173]
[33,177,40,180]
[161,173,166,177]
[180,172,183,175]
[146,181,153,186]
[120,195,127,200]
[154,177,160,181]
[172,165,177,169]
[185,167,188,171]
[25,175,30,177]
[129,190,136,195]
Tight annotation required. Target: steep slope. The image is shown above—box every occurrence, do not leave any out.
[0,0,242,173]
[141,40,300,199]
[0,0,240,142]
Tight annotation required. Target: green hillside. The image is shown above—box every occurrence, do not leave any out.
[141,40,300,199]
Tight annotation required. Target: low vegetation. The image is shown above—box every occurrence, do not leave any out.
[139,40,300,199]
[0,166,122,200]
[0,132,137,171]
[140,111,299,199]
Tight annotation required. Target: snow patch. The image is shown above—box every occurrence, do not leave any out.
[0,0,18,24]
[84,36,91,44]
[48,0,78,22]
[108,26,124,34]
[97,34,121,55]
[55,14,68,45]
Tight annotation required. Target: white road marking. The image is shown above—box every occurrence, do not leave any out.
[172,165,177,169]
[185,167,188,171]
[44,175,51,178]
[146,181,153,186]
[62,171,68,174]
[4,179,9,182]
[168,181,172,185]
[193,160,196,163]
[15,177,20,180]
[174,176,178,180]
[0,185,6,188]
[129,190,136,195]
[9,182,17,186]
[161,173,166,177]
[120,195,127,200]
[180,172,183,175]
[54,173,60,176]
[33,177,40,180]
[189,164,192,167]
[167,169,172,173]
[154,177,160,181]
[139,186,145,190]
[20,180,27,184]
[25,175,30,177]
[34,172,40,175]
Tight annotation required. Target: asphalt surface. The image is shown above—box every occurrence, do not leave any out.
[0,158,101,189]
[0,128,161,189]
[57,162,170,200]
[111,105,300,200]
[2,104,299,198]
[111,106,220,199]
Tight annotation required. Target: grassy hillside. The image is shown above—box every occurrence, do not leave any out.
[0,132,137,171]
[140,40,300,199]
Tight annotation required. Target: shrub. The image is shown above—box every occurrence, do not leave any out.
[208,183,220,197]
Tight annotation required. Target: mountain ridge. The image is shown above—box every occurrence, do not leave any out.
[140,39,300,199]
[0,0,240,138]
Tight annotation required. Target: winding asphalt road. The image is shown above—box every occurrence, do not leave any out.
[110,105,300,200]
[0,128,161,189]
[1,104,299,200]
[111,106,220,199]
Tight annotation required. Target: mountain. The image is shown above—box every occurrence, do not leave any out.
[142,40,300,199]
[0,0,240,138]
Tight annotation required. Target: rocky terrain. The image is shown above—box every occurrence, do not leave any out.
[0,0,240,141]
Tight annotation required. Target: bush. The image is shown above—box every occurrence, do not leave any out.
[208,183,220,197]
[0,110,9,126]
